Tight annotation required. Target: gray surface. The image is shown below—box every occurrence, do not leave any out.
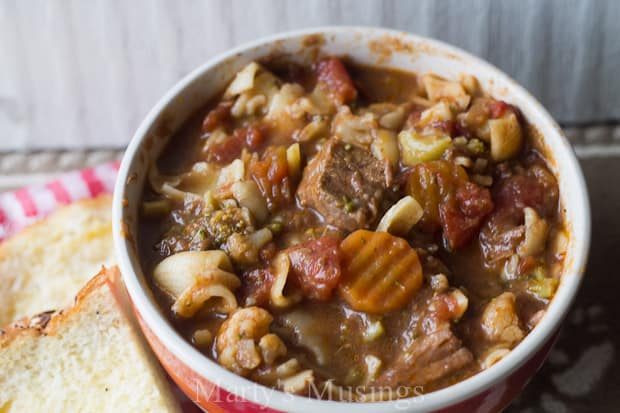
[1,0,619,150]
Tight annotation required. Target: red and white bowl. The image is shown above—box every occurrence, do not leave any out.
[113,27,591,413]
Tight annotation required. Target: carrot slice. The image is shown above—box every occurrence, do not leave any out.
[338,230,423,314]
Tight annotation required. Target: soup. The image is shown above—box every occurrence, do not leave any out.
[138,57,566,401]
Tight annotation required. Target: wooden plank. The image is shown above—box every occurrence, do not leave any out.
[0,0,618,150]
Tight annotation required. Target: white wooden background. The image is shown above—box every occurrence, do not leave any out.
[1,0,619,150]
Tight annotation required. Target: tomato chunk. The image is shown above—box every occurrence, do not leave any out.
[205,134,244,164]
[286,236,342,301]
[201,102,231,133]
[315,57,358,104]
[249,146,292,211]
[407,160,494,249]
[440,181,494,249]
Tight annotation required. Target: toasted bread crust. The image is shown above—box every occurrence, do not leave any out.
[0,266,117,347]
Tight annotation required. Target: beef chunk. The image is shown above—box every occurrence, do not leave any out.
[373,287,474,389]
[297,139,391,231]
[375,326,473,388]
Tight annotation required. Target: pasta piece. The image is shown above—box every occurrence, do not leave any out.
[286,143,302,180]
[267,83,305,120]
[332,106,376,146]
[460,73,480,96]
[398,130,452,166]
[481,347,511,369]
[193,329,214,347]
[371,129,400,168]
[224,62,261,98]
[376,195,424,235]
[518,207,549,257]
[172,280,239,317]
[258,334,287,365]
[153,250,241,318]
[421,74,471,110]
[269,252,302,308]
[418,101,454,127]
[231,180,268,222]
[294,117,329,142]
[338,230,423,314]
[278,369,314,394]
[141,199,171,218]
[489,112,522,161]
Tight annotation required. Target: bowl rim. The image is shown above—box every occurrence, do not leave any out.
[113,26,591,413]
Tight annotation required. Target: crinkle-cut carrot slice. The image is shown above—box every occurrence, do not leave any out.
[338,230,423,314]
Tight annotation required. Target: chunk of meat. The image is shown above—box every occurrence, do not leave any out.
[204,125,265,164]
[440,181,495,249]
[373,287,473,389]
[494,166,558,218]
[480,163,558,264]
[407,160,494,249]
[375,326,473,388]
[239,268,274,307]
[204,132,244,164]
[297,139,392,231]
[480,292,524,346]
[315,57,358,104]
[286,236,342,301]
[216,307,276,376]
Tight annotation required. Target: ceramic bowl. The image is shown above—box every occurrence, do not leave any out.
[113,26,590,413]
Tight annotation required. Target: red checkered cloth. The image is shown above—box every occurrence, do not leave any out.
[0,161,120,241]
[0,161,202,412]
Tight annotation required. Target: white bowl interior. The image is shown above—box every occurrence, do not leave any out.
[113,27,590,413]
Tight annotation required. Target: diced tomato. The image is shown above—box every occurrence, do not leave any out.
[249,146,292,210]
[405,110,423,129]
[519,255,539,274]
[407,160,494,249]
[489,100,510,119]
[440,182,494,249]
[315,57,358,104]
[240,268,274,307]
[286,236,342,301]
[205,134,244,164]
[488,100,521,120]
[453,120,473,138]
[201,102,231,133]
[430,120,456,137]
[233,124,266,150]
[204,124,266,164]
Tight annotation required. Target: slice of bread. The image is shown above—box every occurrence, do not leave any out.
[0,195,116,325]
[0,266,182,412]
